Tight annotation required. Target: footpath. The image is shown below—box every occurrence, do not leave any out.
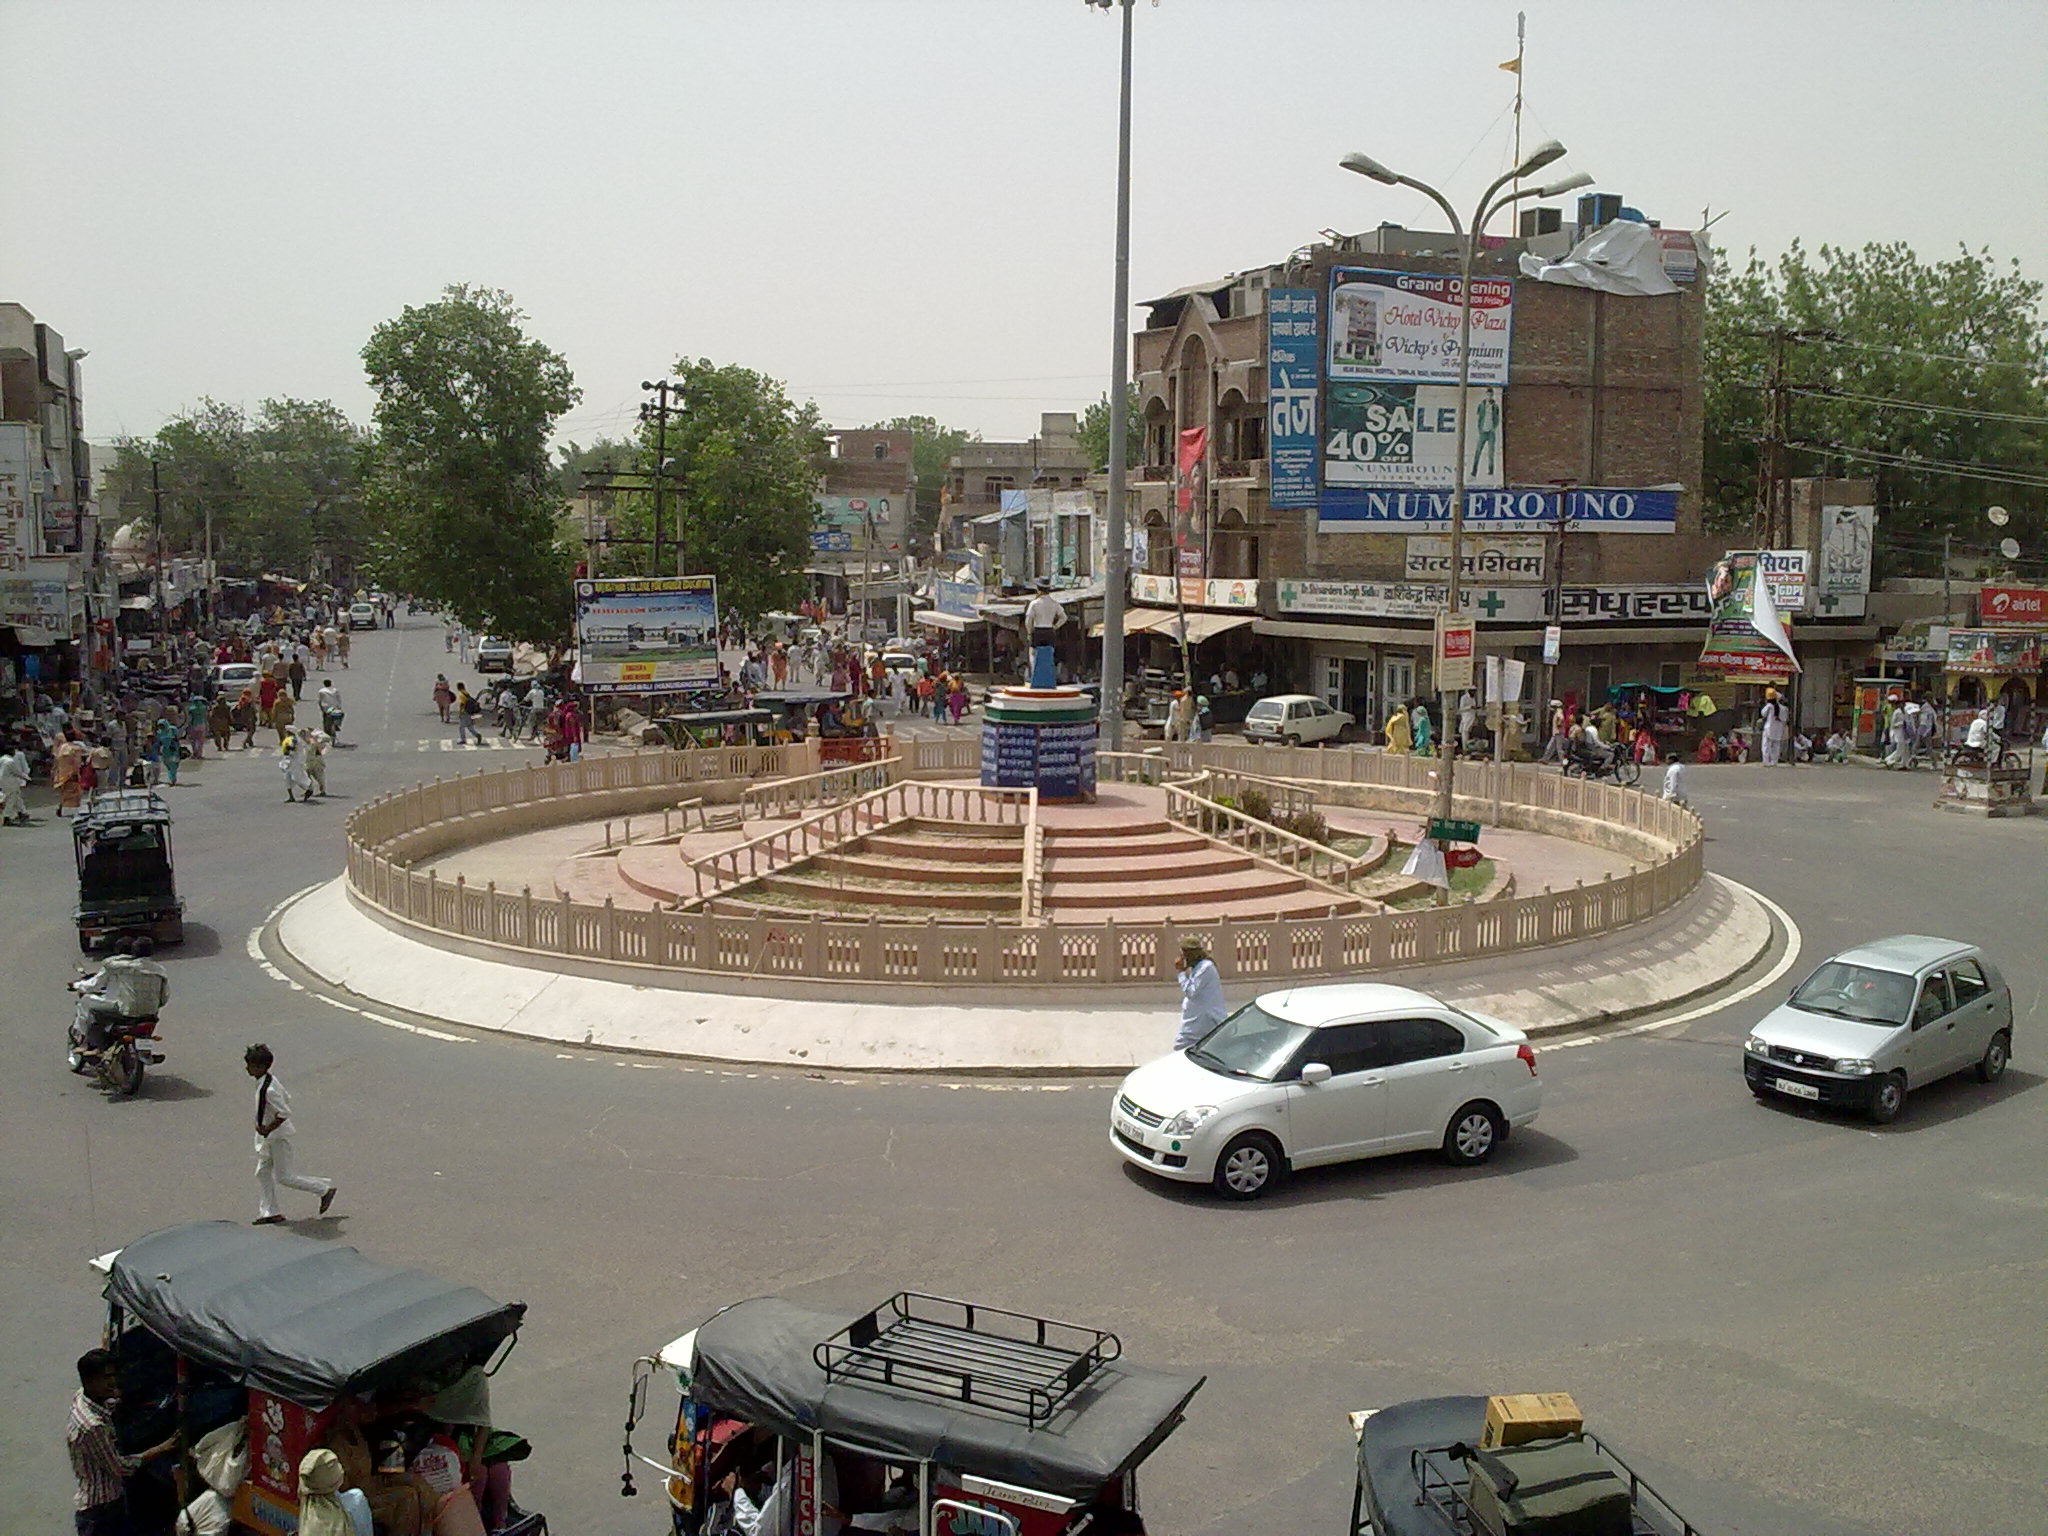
[273,869,1777,1074]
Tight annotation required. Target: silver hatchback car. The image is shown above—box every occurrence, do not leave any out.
[1742,935,2013,1124]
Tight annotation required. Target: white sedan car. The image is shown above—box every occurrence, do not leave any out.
[1242,693,1352,745]
[1111,984,1542,1199]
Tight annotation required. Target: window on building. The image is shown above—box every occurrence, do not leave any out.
[1586,664,1612,707]
[982,475,1013,504]
[1659,662,1683,688]
[873,442,888,459]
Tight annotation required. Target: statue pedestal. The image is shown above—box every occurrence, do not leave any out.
[979,687,1098,803]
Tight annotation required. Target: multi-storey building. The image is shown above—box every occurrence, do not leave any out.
[0,302,97,689]
[1123,210,1876,738]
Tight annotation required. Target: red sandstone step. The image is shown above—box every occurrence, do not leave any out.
[1048,894,1363,924]
[1043,849,1253,883]
[814,852,1020,885]
[758,873,1019,911]
[1041,831,1211,858]
[859,832,1027,863]
[1044,871,1308,909]
[1033,818,1175,838]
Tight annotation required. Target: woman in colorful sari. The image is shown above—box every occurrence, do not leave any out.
[50,728,87,815]
[154,716,185,786]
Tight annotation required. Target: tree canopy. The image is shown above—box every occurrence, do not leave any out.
[1704,241,2048,573]
[360,284,581,644]
[595,358,823,622]
[1078,386,1142,474]
[108,398,371,583]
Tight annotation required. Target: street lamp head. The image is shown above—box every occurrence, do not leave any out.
[1339,151,1401,186]
[1535,170,1594,198]
[1514,139,1567,178]
[641,380,656,391]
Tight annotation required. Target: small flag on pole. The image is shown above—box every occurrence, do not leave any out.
[1498,57,1521,73]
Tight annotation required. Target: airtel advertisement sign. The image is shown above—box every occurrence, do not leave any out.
[1980,586,2048,625]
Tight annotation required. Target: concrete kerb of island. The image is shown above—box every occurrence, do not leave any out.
[339,739,1709,1003]
[273,869,1778,1075]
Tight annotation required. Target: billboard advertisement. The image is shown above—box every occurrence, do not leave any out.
[1978,585,2047,626]
[1324,382,1504,489]
[1328,268,1513,386]
[1266,286,1320,508]
[1319,486,1676,534]
[1698,553,1800,679]
[574,575,720,693]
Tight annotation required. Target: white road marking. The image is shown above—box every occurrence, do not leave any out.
[1542,873,1803,1050]
[247,884,472,1042]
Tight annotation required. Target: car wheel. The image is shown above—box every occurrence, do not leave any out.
[1211,1132,1284,1200]
[1442,1102,1504,1165]
[1284,733,1301,748]
[1867,1071,1907,1125]
[1976,1031,2010,1084]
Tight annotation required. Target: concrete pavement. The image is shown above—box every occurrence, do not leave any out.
[274,867,1776,1071]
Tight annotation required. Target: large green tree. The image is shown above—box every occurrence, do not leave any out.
[107,397,370,580]
[1077,386,1142,473]
[599,359,823,622]
[361,284,581,644]
[860,414,977,549]
[1704,241,2048,570]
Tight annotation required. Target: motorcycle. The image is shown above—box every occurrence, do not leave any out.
[1561,742,1642,787]
[67,974,165,1097]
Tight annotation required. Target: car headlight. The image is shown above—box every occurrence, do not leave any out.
[1162,1105,1219,1136]
[1831,1057,1877,1076]
[1743,1035,1770,1056]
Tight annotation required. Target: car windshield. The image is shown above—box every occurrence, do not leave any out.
[1789,961,1915,1025]
[1186,1002,1312,1081]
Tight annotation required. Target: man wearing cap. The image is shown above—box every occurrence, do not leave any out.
[1174,938,1228,1050]
[1023,584,1066,689]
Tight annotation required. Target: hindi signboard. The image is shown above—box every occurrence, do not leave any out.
[574,575,720,694]
[1404,536,1545,583]
[1434,615,1476,693]
[1266,286,1320,509]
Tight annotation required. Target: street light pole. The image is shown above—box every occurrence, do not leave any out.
[1091,0,1136,747]
[1340,144,1591,894]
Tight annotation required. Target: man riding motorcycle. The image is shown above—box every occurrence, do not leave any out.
[69,936,170,1073]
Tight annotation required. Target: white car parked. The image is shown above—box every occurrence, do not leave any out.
[1242,693,1352,746]
[1111,984,1542,1199]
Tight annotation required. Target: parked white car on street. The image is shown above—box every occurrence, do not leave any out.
[1242,693,1352,746]
[1111,984,1542,1199]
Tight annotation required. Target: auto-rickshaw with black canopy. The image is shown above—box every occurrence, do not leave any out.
[72,788,184,952]
[93,1219,544,1536]
[623,1291,1204,1535]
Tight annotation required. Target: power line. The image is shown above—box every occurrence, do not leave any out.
[1790,439,2048,491]
[1787,385,2048,427]
[1811,334,2045,373]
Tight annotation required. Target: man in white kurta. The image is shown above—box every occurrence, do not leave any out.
[246,1044,336,1223]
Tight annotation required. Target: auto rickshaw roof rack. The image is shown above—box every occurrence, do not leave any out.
[75,788,173,828]
[813,1291,1122,1428]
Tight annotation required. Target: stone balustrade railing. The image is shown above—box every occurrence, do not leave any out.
[342,739,1704,991]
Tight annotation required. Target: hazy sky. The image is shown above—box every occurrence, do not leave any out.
[5,0,2044,450]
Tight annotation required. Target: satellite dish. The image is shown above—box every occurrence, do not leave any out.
[1986,506,2010,526]
[2000,537,2021,560]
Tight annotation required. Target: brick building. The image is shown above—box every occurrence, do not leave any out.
[812,427,915,623]
[1124,218,1875,742]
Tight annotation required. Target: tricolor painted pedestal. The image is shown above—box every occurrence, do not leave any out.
[979,686,1098,804]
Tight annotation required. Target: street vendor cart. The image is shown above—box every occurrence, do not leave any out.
[624,1290,1203,1535]
[94,1220,543,1536]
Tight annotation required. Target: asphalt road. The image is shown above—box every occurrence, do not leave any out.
[6,614,2046,1536]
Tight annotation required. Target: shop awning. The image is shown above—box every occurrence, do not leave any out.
[913,609,983,632]
[1164,612,1253,646]
[1091,606,1179,639]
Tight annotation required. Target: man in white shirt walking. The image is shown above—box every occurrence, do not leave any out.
[245,1043,337,1224]
[1174,937,1228,1050]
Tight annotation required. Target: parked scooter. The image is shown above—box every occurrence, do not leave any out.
[67,942,169,1097]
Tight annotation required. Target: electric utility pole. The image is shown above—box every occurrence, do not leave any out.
[640,379,686,576]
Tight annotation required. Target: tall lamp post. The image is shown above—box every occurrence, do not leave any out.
[1340,143,1591,875]
[1087,0,1137,749]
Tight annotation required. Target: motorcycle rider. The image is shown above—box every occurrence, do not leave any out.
[1565,715,1612,775]
[69,936,170,1072]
